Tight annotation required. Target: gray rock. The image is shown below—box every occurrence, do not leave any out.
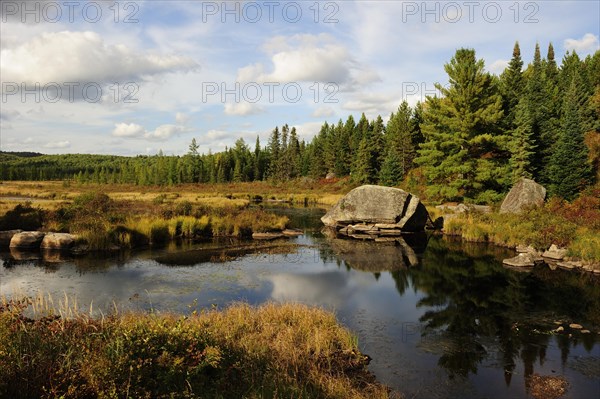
[515,245,544,262]
[502,253,535,268]
[9,231,46,249]
[543,244,568,260]
[0,230,23,247]
[325,172,337,180]
[321,185,428,232]
[500,178,546,214]
[40,233,76,250]
[435,203,491,214]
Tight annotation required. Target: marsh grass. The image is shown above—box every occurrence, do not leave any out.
[442,193,600,262]
[0,296,390,399]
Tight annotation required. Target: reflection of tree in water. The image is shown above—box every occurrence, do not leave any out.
[409,237,600,385]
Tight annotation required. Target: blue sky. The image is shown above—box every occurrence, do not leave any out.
[1,0,599,156]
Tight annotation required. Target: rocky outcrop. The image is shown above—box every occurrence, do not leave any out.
[40,233,76,250]
[0,230,23,247]
[500,178,546,214]
[542,244,568,260]
[9,231,46,249]
[321,185,429,236]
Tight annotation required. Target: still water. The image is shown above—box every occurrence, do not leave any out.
[1,207,599,399]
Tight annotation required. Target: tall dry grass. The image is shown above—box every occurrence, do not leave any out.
[0,296,391,399]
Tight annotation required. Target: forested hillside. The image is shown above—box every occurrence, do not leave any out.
[2,43,598,203]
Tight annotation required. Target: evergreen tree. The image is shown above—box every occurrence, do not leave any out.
[267,126,281,179]
[385,101,415,179]
[540,42,561,169]
[415,48,505,201]
[288,127,301,178]
[509,98,536,181]
[352,136,376,184]
[379,147,403,186]
[524,43,546,181]
[500,42,524,130]
[548,78,593,200]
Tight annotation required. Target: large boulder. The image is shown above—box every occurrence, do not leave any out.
[500,178,546,214]
[9,231,46,249]
[41,233,76,250]
[321,185,429,232]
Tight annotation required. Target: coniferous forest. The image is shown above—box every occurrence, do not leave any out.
[2,43,599,203]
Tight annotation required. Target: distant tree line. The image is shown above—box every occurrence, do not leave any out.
[1,43,598,202]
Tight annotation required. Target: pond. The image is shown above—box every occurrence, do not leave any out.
[1,206,599,399]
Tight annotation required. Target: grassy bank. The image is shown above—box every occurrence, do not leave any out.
[437,189,600,263]
[0,191,291,250]
[0,298,390,399]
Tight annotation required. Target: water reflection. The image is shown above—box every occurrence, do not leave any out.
[1,224,599,398]
[321,229,427,271]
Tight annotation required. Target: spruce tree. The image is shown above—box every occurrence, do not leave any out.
[385,101,415,179]
[524,43,545,181]
[379,147,403,186]
[500,42,524,130]
[548,78,593,200]
[509,98,536,181]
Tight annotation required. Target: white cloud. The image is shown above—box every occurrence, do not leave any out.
[204,130,230,140]
[44,140,71,149]
[312,106,335,118]
[144,124,186,141]
[488,59,510,75]
[112,123,145,137]
[291,121,326,140]
[112,113,190,141]
[1,31,198,85]
[224,102,264,116]
[564,33,600,53]
[236,34,374,88]
[175,112,191,125]
[342,92,399,117]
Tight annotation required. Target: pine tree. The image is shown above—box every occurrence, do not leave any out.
[548,78,593,200]
[415,48,505,201]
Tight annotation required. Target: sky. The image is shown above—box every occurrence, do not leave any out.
[0,0,599,156]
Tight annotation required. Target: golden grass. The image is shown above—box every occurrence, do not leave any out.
[0,295,391,399]
[0,180,348,212]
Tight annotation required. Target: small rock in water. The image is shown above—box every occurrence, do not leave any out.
[555,326,564,333]
[581,330,591,334]
[503,253,535,268]
[569,323,583,330]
